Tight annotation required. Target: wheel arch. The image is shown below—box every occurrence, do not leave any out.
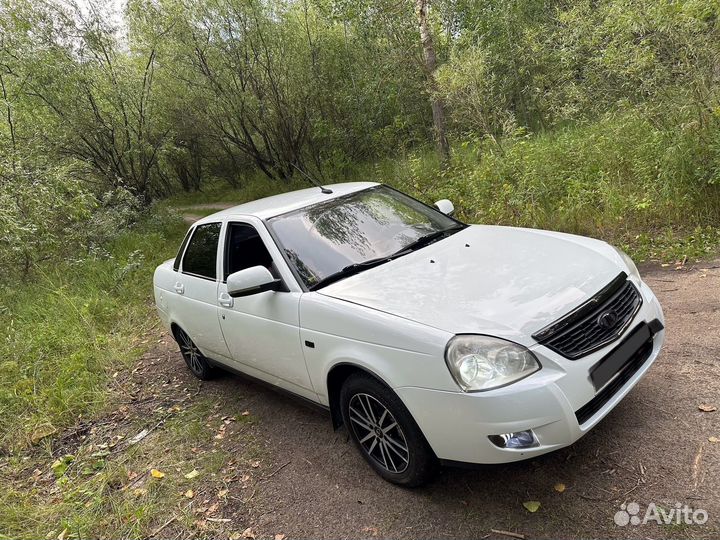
[170,321,183,342]
[326,362,394,430]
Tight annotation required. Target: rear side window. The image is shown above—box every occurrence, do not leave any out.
[182,223,221,279]
[173,230,193,271]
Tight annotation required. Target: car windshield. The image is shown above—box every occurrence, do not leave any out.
[267,185,463,289]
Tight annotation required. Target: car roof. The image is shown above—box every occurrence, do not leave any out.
[193,181,379,223]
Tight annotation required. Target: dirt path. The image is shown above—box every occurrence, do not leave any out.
[138,261,720,539]
[176,203,235,224]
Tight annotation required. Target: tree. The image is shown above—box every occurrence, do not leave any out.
[415,0,449,161]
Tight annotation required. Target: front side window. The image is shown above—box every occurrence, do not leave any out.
[182,222,221,279]
[224,222,274,280]
[267,186,461,288]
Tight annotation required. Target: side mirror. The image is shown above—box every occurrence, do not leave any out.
[227,266,282,298]
[434,199,455,216]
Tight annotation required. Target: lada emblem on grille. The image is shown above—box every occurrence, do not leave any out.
[597,310,619,329]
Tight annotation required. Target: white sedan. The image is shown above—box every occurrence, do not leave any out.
[154,182,665,486]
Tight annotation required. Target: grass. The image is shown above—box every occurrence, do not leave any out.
[0,395,245,539]
[0,199,265,539]
[0,207,187,452]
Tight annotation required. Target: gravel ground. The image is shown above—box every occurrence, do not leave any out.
[153,261,720,539]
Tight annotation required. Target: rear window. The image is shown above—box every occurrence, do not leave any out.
[173,229,193,271]
[181,222,221,279]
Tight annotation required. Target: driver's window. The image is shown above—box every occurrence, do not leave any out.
[224,223,276,281]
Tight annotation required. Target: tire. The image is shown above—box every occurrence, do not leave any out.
[174,327,215,380]
[340,373,437,487]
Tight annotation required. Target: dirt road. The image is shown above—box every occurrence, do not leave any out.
[143,261,720,539]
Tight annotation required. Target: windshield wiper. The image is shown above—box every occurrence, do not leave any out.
[309,255,397,291]
[308,225,465,291]
[392,224,465,256]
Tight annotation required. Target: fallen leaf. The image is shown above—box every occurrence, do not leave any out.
[240,474,250,482]
[250,460,260,468]
[185,489,195,498]
[150,469,165,479]
[699,404,717,412]
[51,455,74,478]
[31,424,57,445]
[132,488,148,498]
[554,483,566,493]
[206,502,220,515]
[218,488,228,497]
[490,530,525,540]
[709,436,719,443]
[242,527,256,539]
[523,501,541,513]
[129,429,150,445]
[229,533,242,540]
[241,411,250,416]
[185,469,200,479]
[274,534,286,540]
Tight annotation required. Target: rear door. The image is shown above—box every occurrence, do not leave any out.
[217,219,315,400]
[171,221,232,360]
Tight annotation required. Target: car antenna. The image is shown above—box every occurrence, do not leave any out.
[291,162,333,194]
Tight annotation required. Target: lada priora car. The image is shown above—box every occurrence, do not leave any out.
[154,182,665,486]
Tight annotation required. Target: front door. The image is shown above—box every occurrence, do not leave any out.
[172,221,232,360]
[217,221,314,400]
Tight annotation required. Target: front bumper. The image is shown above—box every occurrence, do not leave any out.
[396,277,665,464]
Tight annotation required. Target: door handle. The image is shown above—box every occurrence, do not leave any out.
[173,282,184,294]
[218,292,234,308]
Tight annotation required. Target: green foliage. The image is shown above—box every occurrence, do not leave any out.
[0,164,94,278]
[335,108,720,261]
[0,208,186,452]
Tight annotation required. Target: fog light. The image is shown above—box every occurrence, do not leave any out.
[489,430,538,449]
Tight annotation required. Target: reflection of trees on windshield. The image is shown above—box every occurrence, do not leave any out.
[286,248,320,286]
[269,186,459,288]
[308,191,434,257]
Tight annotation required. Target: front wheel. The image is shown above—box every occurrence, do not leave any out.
[174,327,215,380]
[340,373,437,487]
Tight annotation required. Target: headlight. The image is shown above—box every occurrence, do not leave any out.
[445,335,540,392]
[611,245,639,277]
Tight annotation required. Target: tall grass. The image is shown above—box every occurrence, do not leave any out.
[346,110,720,261]
[0,209,187,451]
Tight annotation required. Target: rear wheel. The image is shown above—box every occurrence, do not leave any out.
[175,328,214,380]
[340,373,437,487]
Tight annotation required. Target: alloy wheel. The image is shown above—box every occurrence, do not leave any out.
[348,392,410,474]
[179,331,203,375]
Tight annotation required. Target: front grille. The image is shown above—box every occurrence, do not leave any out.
[532,273,642,359]
[575,333,654,425]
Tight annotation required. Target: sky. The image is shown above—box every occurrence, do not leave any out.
[62,0,127,27]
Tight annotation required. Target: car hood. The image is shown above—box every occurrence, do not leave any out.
[317,225,627,345]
